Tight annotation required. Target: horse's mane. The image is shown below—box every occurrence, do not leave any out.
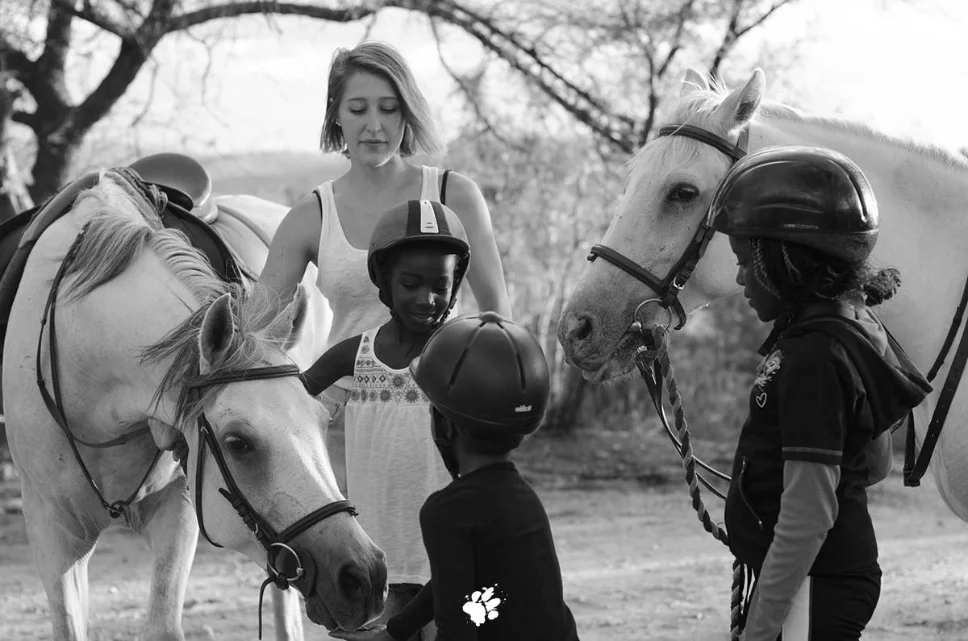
[62,169,292,429]
[64,170,223,304]
[627,72,968,180]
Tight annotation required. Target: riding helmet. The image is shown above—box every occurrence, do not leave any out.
[410,312,551,440]
[367,200,471,308]
[706,146,879,264]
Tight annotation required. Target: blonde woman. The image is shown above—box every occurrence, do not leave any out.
[259,41,511,640]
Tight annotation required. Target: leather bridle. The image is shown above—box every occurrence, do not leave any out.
[587,123,750,336]
[186,366,358,636]
[586,122,968,490]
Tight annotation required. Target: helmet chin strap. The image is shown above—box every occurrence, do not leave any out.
[430,409,461,479]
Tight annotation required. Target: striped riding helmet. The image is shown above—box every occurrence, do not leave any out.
[367,200,471,310]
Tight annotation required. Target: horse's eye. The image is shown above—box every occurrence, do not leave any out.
[669,184,699,202]
[224,435,252,455]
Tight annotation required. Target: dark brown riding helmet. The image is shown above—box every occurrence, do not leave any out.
[410,312,551,440]
[706,146,879,264]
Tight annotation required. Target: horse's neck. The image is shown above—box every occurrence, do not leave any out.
[61,250,195,433]
[754,111,968,370]
[756,112,968,223]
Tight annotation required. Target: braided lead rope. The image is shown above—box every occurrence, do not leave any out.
[643,325,745,641]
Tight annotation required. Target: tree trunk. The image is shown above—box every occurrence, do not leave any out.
[29,128,77,202]
[0,80,33,223]
[0,142,33,222]
[543,364,589,432]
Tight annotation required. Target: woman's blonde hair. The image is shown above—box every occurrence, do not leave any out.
[319,41,443,157]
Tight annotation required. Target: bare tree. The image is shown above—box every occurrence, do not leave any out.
[427,0,799,152]
[0,0,796,211]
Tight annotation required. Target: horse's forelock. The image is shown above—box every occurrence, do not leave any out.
[142,283,296,429]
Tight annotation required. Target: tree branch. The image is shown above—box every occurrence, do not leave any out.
[709,0,798,79]
[31,0,75,107]
[735,0,797,39]
[708,0,743,81]
[70,0,180,135]
[431,0,636,153]
[428,16,530,153]
[12,110,35,127]
[69,2,131,39]
[657,0,696,78]
[165,1,383,33]
[0,39,35,78]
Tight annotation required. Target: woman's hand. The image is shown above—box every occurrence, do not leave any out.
[328,624,393,641]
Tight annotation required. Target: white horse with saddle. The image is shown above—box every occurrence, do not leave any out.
[1,156,382,641]
[558,68,968,525]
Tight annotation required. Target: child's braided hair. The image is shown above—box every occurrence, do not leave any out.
[749,238,901,307]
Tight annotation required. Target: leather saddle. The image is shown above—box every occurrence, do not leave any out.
[0,153,250,370]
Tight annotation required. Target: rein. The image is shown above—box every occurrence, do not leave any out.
[187,366,358,639]
[901,271,968,486]
[36,220,162,521]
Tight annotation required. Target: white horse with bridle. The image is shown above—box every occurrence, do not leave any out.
[558,68,968,524]
[2,168,385,640]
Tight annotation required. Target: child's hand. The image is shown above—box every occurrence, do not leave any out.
[328,624,393,640]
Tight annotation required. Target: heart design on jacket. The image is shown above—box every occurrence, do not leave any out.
[755,392,767,409]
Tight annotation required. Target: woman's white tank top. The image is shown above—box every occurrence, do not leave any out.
[314,166,444,391]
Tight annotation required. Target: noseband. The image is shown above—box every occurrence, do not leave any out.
[587,123,749,336]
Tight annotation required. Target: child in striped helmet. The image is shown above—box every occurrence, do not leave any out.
[301,199,470,641]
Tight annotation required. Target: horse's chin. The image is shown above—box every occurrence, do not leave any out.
[305,595,338,630]
[579,333,640,383]
[581,352,637,384]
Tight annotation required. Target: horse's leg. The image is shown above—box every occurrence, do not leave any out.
[271,586,305,641]
[21,482,102,641]
[134,471,197,641]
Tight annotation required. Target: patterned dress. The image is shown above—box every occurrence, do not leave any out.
[344,327,453,585]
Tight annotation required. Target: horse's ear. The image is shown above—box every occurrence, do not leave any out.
[198,293,236,374]
[267,285,308,351]
[681,68,709,97]
[712,68,765,132]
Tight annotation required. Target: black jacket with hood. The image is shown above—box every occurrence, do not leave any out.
[725,304,931,576]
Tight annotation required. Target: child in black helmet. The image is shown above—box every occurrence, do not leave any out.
[330,312,580,641]
[302,199,471,641]
[708,146,931,641]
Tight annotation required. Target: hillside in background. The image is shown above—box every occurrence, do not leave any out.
[202,151,349,206]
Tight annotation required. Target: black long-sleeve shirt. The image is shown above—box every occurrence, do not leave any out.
[386,461,579,641]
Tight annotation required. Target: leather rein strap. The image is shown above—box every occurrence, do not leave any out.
[901,271,968,486]
[36,220,162,521]
[587,124,749,331]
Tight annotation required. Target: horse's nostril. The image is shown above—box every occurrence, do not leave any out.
[338,565,367,603]
[574,315,593,342]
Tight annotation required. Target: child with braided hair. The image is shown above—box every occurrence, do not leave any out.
[708,146,931,640]
[301,200,471,641]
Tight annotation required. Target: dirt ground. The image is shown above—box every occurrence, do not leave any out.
[1,437,967,641]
